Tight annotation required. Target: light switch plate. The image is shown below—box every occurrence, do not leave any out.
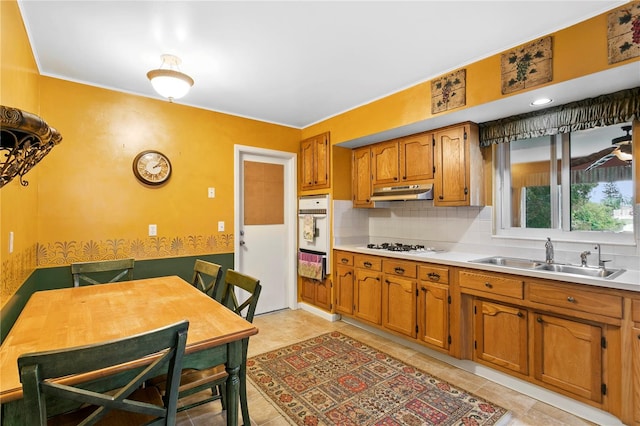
[208,187,215,198]
[218,221,224,232]
[9,231,14,253]
[149,224,157,236]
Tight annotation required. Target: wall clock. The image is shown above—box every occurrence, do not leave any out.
[132,150,172,185]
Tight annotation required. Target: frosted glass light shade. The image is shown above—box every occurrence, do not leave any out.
[147,69,194,100]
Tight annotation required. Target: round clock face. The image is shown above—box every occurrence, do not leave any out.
[133,150,172,185]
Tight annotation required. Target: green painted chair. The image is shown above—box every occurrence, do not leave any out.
[153,269,261,425]
[191,259,223,300]
[71,258,135,287]
[18,320,189,426]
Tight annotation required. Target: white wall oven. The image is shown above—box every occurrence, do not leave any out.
[298,194,330,280]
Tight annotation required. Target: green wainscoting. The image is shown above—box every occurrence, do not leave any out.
[0,254,234,343]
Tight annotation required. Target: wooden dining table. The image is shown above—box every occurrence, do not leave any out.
[0,275,258,425]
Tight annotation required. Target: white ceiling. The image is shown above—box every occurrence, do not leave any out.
[17,1,637,131]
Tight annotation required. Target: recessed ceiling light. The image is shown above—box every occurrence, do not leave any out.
[530,97,553,106]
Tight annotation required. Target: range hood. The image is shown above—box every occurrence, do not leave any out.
[370,183,434,201]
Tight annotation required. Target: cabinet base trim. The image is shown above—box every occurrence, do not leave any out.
[297,302,341,322]
[339,316,623,426]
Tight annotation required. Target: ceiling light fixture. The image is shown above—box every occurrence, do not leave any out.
[530,97,553,107]
[147,54,194,102]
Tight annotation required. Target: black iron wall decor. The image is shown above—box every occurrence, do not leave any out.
[0,105,62,188]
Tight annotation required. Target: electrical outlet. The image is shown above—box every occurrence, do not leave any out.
[9,231,14,253]
[218,221,224,232]
[149,224,157,236]
[208,187,215,198]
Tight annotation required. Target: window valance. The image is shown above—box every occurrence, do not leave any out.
[478,87,640,147]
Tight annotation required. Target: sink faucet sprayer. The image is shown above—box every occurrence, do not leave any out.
[545,237,554,264]
[580,250,591,267]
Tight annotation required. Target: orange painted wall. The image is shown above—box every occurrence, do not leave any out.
[35,78,300,267]
[0,0,41,302]
[302,8,639,144]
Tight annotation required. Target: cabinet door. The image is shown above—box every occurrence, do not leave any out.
[335,264,354,315]
[400,133,433,182]
[533,313,603,403]
[474,300,528,375]
[301,277,315,304]
[434,125,469,206]
[300,133,329,190]
[382,274,417,338]
[633,325,640,424]
[313,133,329,188]
[418,282,449,349]
[354,269,382,325]
[353,147,373,208]
[301,139,315,190]
[371,140,399,185]
[315,278,331,310]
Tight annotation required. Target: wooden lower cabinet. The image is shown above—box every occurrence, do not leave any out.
[632,324,640,424]
[418,282,449,349]
[382,271,417,338]
[300,277,331,311]
[335,263,354,315]
[473,299,528,375]
[354,268,382,325]
[533,313,603,403]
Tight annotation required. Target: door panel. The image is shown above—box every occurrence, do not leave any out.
[237,149,295,315]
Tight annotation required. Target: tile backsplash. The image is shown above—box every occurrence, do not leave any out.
[333,200,640,270]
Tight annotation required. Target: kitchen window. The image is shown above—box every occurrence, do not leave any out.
[481,88,638,245]
[494,123,634,244]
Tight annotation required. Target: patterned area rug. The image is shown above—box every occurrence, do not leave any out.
[247,331,509,426]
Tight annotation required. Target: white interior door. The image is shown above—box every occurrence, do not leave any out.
[234,146,297,315]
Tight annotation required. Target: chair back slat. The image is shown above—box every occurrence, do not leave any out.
[220,269,261,323]
[71,258,135,287]
[18,320,188,425]
[191,260,223,299]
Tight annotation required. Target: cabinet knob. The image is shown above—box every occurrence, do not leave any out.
[364,261,372,268]
[341,258,348,264]
[567,296,576,303]
[537,317,543,323]
[484,282,493,289]
[427,272,440,281]
[517,311,523,318]
[394,267,405,274]
[439,195,444,200]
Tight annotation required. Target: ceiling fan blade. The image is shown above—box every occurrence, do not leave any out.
[584,153,616,172]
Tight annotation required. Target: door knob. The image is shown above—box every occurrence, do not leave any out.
[239,241,246,246]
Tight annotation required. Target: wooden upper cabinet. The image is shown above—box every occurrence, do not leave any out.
[371,140,399,185]
[301,132,330,190]
[400,132,433,182]
[352,147,373,208]
[433,123,484,206]
[371,133,434,186]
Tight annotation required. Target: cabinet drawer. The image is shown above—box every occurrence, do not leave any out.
[459,270,523,299]
[528,282,622,319]
[633,299,640,323]
[419,265,449,284]
[335,252,354,266]
[355,255,382,271]
[383,259,416,278]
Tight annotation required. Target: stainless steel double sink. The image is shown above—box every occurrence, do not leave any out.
[469,256,625,280]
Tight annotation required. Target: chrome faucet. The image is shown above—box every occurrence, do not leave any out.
[594,244,610,270]
[580,250,591,267]
[545,237,554,264]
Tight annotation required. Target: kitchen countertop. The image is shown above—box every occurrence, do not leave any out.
[333,244,640,293]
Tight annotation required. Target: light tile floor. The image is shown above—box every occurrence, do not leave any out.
[176,309,595,426]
